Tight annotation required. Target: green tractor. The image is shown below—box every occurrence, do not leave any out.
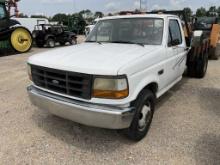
[0,0,32,53]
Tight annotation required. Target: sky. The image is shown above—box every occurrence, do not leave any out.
[18,0,220,16]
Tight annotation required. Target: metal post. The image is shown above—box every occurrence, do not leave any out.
[140,0,142,11]
[146,0,147,11]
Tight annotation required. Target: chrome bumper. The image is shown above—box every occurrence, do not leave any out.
[27,86,135,129]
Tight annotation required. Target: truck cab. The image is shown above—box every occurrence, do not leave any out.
[27,14,198,141]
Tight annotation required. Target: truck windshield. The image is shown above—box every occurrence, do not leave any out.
[0,4,6,19]
[86,18,164,45]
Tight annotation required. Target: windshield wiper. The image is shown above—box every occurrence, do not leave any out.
[111,41,145,47]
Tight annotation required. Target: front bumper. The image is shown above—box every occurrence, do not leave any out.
[27,86,135,129]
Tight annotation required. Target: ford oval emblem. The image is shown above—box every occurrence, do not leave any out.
[52,80,59,85]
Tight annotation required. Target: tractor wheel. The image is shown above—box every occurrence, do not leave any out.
[10,27,32,53]
[47,38,55,48]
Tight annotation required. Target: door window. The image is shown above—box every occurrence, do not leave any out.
[168,20,182,46]
[0,4,6,19]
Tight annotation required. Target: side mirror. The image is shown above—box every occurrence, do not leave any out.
[173,39,181,45]
[168,39,181,46]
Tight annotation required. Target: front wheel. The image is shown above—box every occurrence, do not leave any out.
[124,89,155,141]
[10,27,32,53]
[47,38,55,48]
[69,37,77,45]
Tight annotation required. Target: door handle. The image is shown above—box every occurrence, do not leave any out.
[158,69,164,75]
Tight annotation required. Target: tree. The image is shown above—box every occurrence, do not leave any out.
[68,13,86,34]
[218,6,220,16]
[18,13,28,18]
[207,6,218,16]
[52,13,69,25]
[79,9,94,24]
[31,15,47,19]
[151,9,166,12]
[94,11,104,18]
[196,7,207,17]
[183,7,193,22]
[79,9,93,19]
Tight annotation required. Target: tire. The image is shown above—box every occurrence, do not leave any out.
[187,51,208,78]
[60,41,66,46]
[195,51,208,78]
[187,61,196,77]
[69,37,77,45]
[124,89,155,141]
[47,38,55,48]
[36,42,44,48]
[10,27,32,53]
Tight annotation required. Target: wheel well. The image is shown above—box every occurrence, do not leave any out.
[46,36,55,40]
[131,82,158,106]
[143,82,158,95]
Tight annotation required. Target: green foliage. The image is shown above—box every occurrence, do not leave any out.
[196,7,207,17]
[218,7,220,14]
[196,6,220,17]
[52,13,68,25]
[94,11,104,18]
[183,7,193,22]
[207,6,218,16]
[18,13,28,18]
[68,13,86,34]
[31,15,47,19]
[51,10,103,34]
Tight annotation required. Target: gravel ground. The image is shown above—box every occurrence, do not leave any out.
[0,36,219,165]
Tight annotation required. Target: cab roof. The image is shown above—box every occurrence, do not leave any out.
[99,14,178,21]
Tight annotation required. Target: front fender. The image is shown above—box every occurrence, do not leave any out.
[129,74,159,102]
[9,19,21,27]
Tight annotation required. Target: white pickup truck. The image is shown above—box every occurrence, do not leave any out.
[27,14,208,141]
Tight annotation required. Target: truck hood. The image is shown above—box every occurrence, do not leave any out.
[28,43,161,75]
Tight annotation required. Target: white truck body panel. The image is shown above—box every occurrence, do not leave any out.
[28,14,188,107]
[14,18,49,32]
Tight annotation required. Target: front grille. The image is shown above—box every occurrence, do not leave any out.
[31,65,93,99]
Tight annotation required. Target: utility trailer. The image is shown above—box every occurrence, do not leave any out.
[0,0,32,53]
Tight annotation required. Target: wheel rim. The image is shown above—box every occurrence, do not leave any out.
[11,28,32,53]
[138,102,152,131]
[203,57,208,74]
[49,40,55,47]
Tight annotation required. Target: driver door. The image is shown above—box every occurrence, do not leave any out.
[165,18,186,87]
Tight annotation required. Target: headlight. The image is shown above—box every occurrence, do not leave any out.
[27,64,32,81]
[92,76,129,99]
